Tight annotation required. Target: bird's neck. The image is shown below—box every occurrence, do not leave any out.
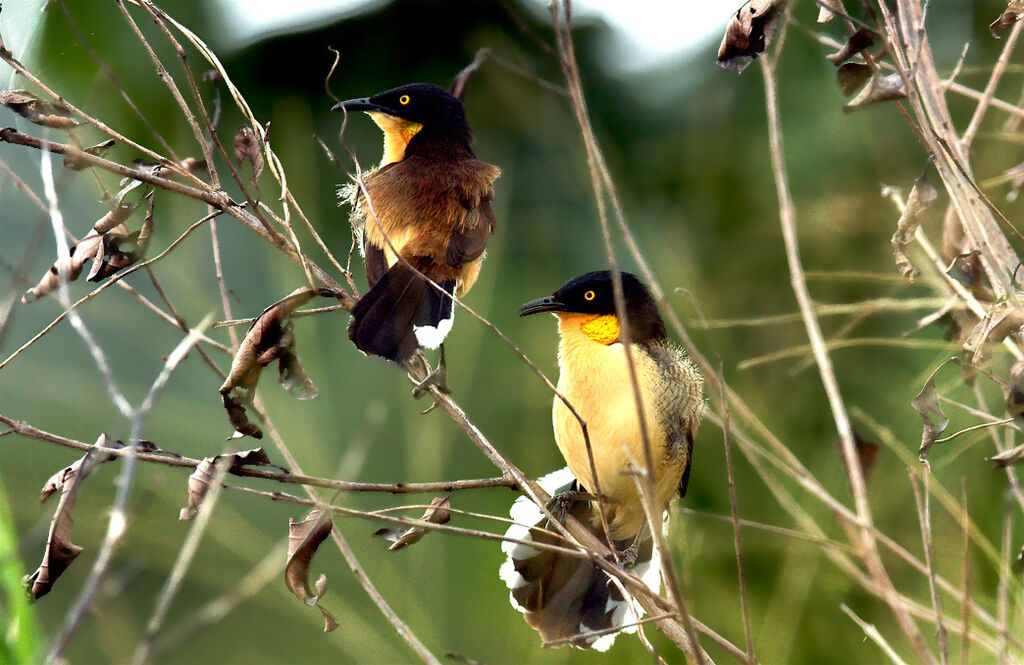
[405,126,474,162]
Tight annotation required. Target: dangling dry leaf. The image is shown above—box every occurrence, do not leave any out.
[179,448,283,520]
[837,63,872,97]
[717,0,788,72]
[844,73,907,114]
[991,442,1024,468]
[373,496,451,551]
[912,358,956,460]
[991,0,1024,37]
[219,287,334,438]
[22,186,154,303]
[63,139,116,171]
[817,0,843,22]
[286,511,339,632]
[0,90,80,129]
[826,28,875,65]
[891,168,938,281]
[963,301,1024,367]
[234,125,264,188]
[945,251,993,302]
[26,434,118,599]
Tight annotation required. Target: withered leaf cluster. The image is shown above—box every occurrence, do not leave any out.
[826,28,875,65]
[27,435,160,599]
[373,496,451,551]
[286,510,339,632]
[180,448,285,520]
[717,0,787,72]
[219,287,336,438]
[0,90,80,129]
[990,0,1024,37]
[22,182,155,303]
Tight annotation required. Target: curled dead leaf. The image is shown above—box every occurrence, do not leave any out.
[817,0,843,22]
[373,496,451,551]
[0,90,80,129]
[826,28,875,65]
[179,448,282,520]
[912,358,956,460]
[991,0,1024,37]
[717,0,787,73]
[891,168,938,282]
[63,139,116,171]
[990,442,1024,468]
[233,125,264,188]
[837,63,872,97]
[286,511,339,632]
[26,434,118,599]
[844,73,907,114]
[219,287,336,437]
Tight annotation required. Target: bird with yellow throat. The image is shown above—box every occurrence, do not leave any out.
[335,83,500,389]
[501,270,704,649]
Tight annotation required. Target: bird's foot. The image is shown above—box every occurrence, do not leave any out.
[612,538,643,568]
[412,345,451,413]
[545,489,601,525]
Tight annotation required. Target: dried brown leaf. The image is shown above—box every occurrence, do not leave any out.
[817,0,843,22]
[990,442,1024,468]
[286,511,339,632]
[26,434,117,599]
[219,287,330,437]
[946,251,986,290]
[837,63,872,97]
[912,358,955,460]
[991,0,1024,37]
[891,169,938,282]
[717,0,788,73]
[179,448,280,520]
[373,496,452,551]
[844,73,907,114]
[1,90,80,129]
[826,28,875,65]
[233,125,264,187]
[63,139,116,171]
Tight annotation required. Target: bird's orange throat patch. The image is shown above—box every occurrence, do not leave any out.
[368,112,423,166]
[557,313,620,345]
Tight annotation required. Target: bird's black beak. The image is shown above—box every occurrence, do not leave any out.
[518,295,566,317]
[332,97,392,114]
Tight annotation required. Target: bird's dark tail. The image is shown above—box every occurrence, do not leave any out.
[347,261,455,363]
[498,467,661,651]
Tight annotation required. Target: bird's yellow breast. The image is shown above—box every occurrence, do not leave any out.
[552,314,683,541]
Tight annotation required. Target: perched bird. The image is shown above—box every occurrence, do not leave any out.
[335,83,500,383]
[501,270,704,649]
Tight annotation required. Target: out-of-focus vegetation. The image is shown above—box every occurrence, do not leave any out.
[0,1,1022,663]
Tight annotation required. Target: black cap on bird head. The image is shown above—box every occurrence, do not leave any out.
[333,83,471,145]
[518,270,667,344]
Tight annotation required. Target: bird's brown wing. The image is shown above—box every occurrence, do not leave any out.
[446,191,495,268]
[363,236,387,287]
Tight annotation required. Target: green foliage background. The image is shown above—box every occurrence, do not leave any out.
[0,1,1021,663]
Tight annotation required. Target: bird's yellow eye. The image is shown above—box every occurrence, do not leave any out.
[399,94,411,105]
[584,290,596,301]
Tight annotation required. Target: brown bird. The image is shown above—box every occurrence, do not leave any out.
[335,83,500,384]
[501,270,704,649]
